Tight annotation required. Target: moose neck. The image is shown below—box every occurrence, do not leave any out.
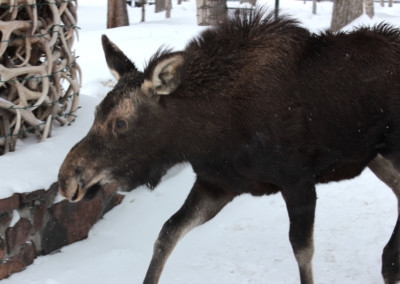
[161,94,239,164]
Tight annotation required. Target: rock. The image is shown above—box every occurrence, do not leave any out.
[0,182,124,279]
[41,196,103,254]
[19,190,47,206]
[0,237,5,260]
[0,194,19,214]
[0,212,11,227]
[32,204,46,233]
[5,218,33,254]
[0,243,35,279]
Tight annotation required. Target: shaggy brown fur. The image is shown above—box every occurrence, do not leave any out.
[59,10,400,284]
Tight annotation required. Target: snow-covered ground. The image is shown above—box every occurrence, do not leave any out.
[2,0,400,283]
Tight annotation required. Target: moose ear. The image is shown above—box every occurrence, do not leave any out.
[102,35,138,80]
[142,52,185,96]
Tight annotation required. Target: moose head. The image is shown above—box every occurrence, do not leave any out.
[58,35,187,202]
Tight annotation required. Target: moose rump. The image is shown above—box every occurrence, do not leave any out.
[58,10,400,284]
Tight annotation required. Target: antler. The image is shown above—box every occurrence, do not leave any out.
[0,0,80,155]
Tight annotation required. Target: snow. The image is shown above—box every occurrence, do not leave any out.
[9,209,20,228]
[2,0,400,283]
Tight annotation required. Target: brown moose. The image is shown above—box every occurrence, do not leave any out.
[58,10,400,284]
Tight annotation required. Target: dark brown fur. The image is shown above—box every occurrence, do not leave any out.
[58,10,400,284]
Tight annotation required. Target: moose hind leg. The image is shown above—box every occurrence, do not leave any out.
[368,154,400,284]
[281,183,316,284]
[143,179,236,284]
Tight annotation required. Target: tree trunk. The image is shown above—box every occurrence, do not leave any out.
[155,0,166,13]
[389,0,393,7]
[330,0,362,32]
[240,0,256,5]
[196,0,227,26]
[380,0,384,6]
[142,0,146,22]
[365,0,374,19]
[312,0,317,15]
[166,0,172,18]
[107,0,129,29]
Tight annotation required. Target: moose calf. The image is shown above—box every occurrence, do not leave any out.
[59,10,400,284]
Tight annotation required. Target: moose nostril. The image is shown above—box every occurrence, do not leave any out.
[71,184,80,201]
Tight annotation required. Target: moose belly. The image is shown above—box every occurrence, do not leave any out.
[314,157,374,184]
[192,158,282,196]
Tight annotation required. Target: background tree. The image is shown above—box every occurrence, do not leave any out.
[365,0,374,18]
[196,0,227,26]
[312,0,317,15]
[142,0,146,22]
[155,0,166,13]
[379,0,393,7]
[107,0,129,29]
[155,0,172,18]
[166,0,172,18]
[331,0,362,32]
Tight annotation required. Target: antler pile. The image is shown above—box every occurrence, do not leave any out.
[0,0,80,155]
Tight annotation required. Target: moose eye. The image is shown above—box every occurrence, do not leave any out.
[115,119,127,130]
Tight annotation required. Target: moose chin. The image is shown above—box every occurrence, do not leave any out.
[58,9,400,284]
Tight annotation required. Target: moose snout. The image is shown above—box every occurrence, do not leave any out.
[58,152,109,203]
[58,174,86,202]
[58,138,95,202]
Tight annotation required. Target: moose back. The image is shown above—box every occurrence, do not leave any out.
[58,10,400,284]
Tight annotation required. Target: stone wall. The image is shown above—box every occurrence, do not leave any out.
[0,183,124,279]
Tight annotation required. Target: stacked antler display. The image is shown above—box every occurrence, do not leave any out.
[0,0,80,155]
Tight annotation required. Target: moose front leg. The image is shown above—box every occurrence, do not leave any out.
[368,154,400,284]
[143,179,236,284]
[281,183,316,284]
